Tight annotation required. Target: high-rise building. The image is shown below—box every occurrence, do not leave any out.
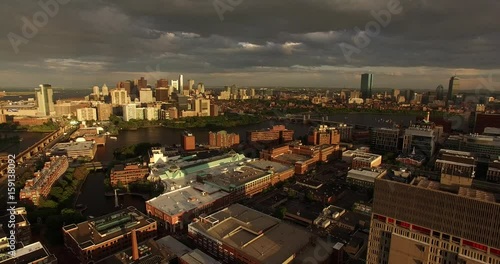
[194,98,210,117]
[392,89,400,100]
[402,120,442,158]
[92,85,100,96]
[168,107,178,119]
[197,82,205,93]
[181,131,195,151]
[187,79,194,91]
[144,107,158,121]
[367,174,500,264]
[360,73,373,99]
[135,107,145,120]
[76,107,97,121]
[101,84,109,97]
[210,104,219,117]
[35,84,55,116]
[156,78,169,88]
[307,125,341,145]
[170,80,179,91]
[97,103,112,121]
[135,77,147,89]
[446,76,459,107]
[208,131,240,148]
[370,127,401,152]
[155,87,169,102]
[436,84,444,100]
[111,88,129,105]
[139,88,154,103]
[179,74,183,90]
[123,104,137,121]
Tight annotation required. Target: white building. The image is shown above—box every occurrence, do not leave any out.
[145,107,159,121]
[101,84,109,96]
[139,88,154,103]
[111,88,129,105]
[170,80,179,91]
[122,104,136,121]
[76,107,97,121]
[92,85,100,96]
[135,107,145,120]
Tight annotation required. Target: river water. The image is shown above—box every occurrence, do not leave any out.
[77,113,418,217]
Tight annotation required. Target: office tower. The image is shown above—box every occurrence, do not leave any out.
[360,73,373,99]
[170,80,179,91]
[101,84,109,97]
[250,88,256,97]
[123,104,137,121]
[370,127,401,152]
[35,84,55,116]
[187,79,194,91]
[155,87,169,102]
[76,108,97,121]
[194,98,210,117]
[123,80,133,95]
[392,89,400,100]
[402,120,443,158]
[179,74,183,90]
[135,77,147,89]
[436,84,444,100]
[181,131,195,151]
[111,88,129,105]
[156,78,169,88]
[197,83,205,93]
[139,88,154,103]
[92,85,100,96]
[446,76,459,107]
[435,149,477,188]
[367,174,500,264]
[97,103,112,121]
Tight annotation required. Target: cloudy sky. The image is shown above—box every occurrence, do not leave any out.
[1,0,499,90]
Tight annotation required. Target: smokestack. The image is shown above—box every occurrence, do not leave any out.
[131,229,139,261]
[426,111,430,122]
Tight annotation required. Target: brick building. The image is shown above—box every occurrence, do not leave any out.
[110,163,149,186]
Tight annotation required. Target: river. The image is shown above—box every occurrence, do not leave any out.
[77,112,418,217]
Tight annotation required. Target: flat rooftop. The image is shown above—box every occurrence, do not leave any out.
[179,249,220,264]
[348,168,386,183]
[189,204,313,264]
[52,141,95,151]
[146,184,229,216]
[97,239,173,264]
[63,206,156,249]
[0,242,56,264]
[274,153,309,164]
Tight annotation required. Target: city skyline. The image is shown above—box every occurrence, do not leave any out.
[1,0,499,89]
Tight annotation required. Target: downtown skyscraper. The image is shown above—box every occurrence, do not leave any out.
[360,73,373,100]
[446,76,460,108]
[35,84,54,116]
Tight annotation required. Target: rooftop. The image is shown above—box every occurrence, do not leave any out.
[62,206,156,249]
[189,204,313,264]
[146,184,229,216]
[179,249,220,264]
[52,141,95,152]
[97,239,173,264]
[347,168,387,183]
[0,242,56,264]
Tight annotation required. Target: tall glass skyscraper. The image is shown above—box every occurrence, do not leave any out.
[35,84,54,116]
[436,84,444,100]
[446,76,459,107]
[360,73,373,100]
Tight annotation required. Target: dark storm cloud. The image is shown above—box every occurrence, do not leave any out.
[0,0,499,88]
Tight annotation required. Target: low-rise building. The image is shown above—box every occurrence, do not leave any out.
[146,183,230,232]
[50,142,97,159]
[20,156,69,205]
[247,125,294,145]
[63,206,157,264]
[342,149,382,169]
[188,204,332,264]
[0,241,57,264]
[347,168,387,187]
[110,163,149,186]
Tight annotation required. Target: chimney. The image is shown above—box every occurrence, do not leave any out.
[131,229,139,261]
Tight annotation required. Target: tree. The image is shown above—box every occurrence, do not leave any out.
[275,206,287,219]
